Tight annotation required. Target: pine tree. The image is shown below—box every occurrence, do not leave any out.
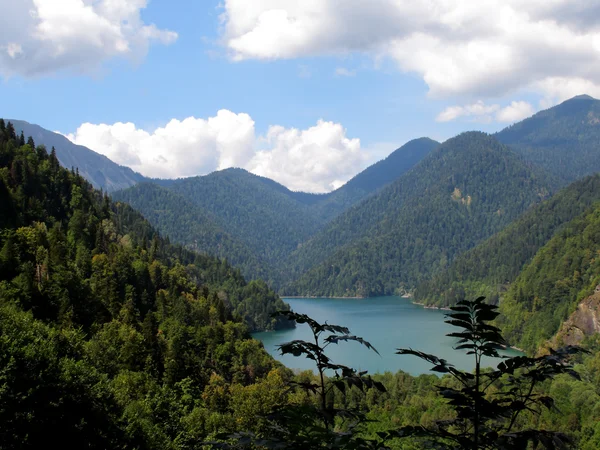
[6,122,16,139]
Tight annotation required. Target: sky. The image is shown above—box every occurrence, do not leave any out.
[1,1,600,192]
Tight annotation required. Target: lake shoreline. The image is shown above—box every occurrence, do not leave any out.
[412,301,452,311]
[256,296,525,375]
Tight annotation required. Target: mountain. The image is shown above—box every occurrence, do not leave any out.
[145,168,324,271]
[111,182,273,281]
[0,121,296,447]
[498,202,600,353]
[6,119,146,191]
[496,94,600,184]
[303,138,439,221]
[0,120,291,332]
[413,174,600,307]
[284,132,558,297]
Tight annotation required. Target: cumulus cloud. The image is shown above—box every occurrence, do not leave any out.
[65,113,366,193]
[219,1,600,102]
[437,100,535,123]
[495,101,535,123]
[0,0,177,77]
[249,120,364,192]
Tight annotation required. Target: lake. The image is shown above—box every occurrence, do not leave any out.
[253,296,522,376]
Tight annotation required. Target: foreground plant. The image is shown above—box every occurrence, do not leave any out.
[388,297,586,449]
[208,310,387,449]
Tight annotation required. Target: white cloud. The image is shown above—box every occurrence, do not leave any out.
[496,101,535,123]
[65,113,367,193]
[335,67,356,77]
[437,100,535,123]
[436,101,500,123]
[249,120,365,192]
[0,0,177,77]
[219,1,600,102]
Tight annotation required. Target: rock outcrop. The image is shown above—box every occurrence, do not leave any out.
[548,291,600,348]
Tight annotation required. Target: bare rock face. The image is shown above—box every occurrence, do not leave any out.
[549,292,600,348]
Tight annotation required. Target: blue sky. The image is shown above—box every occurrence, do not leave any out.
[1,1,599,192]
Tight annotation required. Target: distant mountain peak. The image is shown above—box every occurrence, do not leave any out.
[6,118,145,192]
[569,94,596,101]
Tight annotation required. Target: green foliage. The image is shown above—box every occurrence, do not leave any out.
[392,298,585,449]
[498,203,600,353]
[0,122,292,447]
[211,311,388,449]
[496,95,600,184]
[306,138,439,223]
[111,140,437,288]
[415,174,600,307]
[112,182,272,283]
[160,169,324,269]
[0,303,129,449]
[286,132,557,297]
[9,118,145,192]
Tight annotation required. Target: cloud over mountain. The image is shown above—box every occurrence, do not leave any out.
[220,0,600,103]
[65,113,366,193]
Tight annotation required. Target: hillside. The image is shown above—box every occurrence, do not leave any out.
[0,119,291,332]
[285,132,558,297]
[306,138,439,221]
[151,168,323,269]
[8,119,145,192]
[112,139,437,286]
[498,202,600,354]
[0,120,297,447]
[413,174,600,307]
[111,182,275,282]
[496,95,600,183]
[2,120,600,449]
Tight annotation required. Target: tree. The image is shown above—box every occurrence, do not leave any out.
[209,310,387,449]
[389,297,586,449]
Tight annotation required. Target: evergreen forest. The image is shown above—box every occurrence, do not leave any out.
[4,94,600,449]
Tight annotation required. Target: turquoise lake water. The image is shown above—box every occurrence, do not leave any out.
[253,296,521,376]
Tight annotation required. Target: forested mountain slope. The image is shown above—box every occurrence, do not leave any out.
[112,140,437,285]
[0,119,291,332]
[8,118,146,191]
[497,203,600,354]
[285,132,558,297]
[0,119,297,447]
[496,95,600,184]
[160,168,323,267]
[111,182,275,282]
[305,138,439,221]
[414,174,600,307]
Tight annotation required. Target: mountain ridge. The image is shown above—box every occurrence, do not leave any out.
[8,119,146,192]
[284,131,559,297]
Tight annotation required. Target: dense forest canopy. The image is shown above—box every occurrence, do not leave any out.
[0,118,299,447]
[498,203,600,354]
[97,139,439,287]
[12,96,600,302]
[285,132,557,297]
[414,174,600,307]
[496,95,600,184]
[2,117,600,448]
[111,182,274,283]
